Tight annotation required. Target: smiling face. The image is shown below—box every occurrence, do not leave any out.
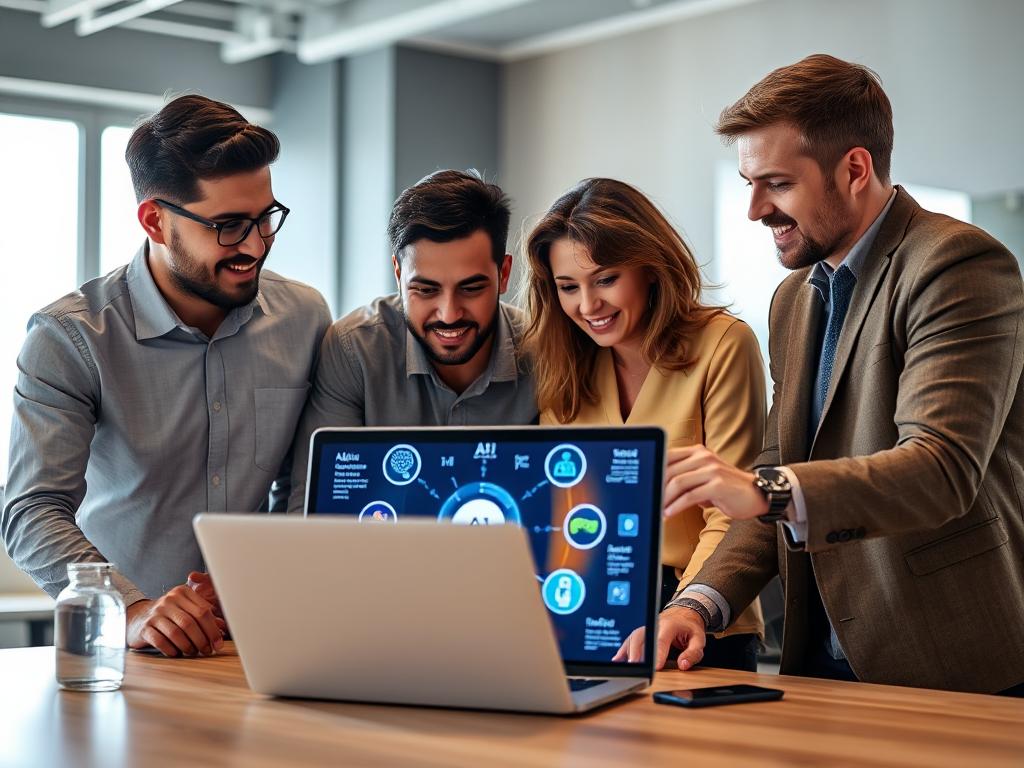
[396,228,512,369]
[157,167,277,310]
[549,238,652,352]
[738,122,857,270]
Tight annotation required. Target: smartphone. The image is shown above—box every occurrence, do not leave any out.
[653,684,784,708]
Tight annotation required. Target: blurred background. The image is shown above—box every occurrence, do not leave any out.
[1,0,1022,647]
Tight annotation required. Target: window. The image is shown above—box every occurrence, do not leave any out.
[0,101,137,484]
[0,113,80,482]
[100,126,140,274]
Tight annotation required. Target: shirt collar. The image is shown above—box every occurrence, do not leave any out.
[127,242,269,341]
[807,188,898,296]
[127,244,182,341]
[404,301,521,385]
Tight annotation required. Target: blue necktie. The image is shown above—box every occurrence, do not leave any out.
[814,265,857,425]
[812,264,857,663]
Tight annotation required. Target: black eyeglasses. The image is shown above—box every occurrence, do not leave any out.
[153,198,290,247]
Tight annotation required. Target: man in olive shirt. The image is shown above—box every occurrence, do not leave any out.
[288,170,537,512]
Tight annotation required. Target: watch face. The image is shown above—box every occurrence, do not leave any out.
[757,469,790,493]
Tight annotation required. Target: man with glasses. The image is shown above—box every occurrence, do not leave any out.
[2,95,331,658]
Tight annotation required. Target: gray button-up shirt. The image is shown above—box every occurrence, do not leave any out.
[2,246,332,603]
[287,294,538,512]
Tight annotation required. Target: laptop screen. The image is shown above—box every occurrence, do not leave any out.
[305,426,664,671]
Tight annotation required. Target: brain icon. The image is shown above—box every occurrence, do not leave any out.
[389,449,415,479]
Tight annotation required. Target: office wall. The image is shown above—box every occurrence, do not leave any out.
[974,193,1024,270]
[0,7,272,109]
[501,0,1024,273]
[394,47,502,192]
[340,48,397,314]
[268,56,342,315]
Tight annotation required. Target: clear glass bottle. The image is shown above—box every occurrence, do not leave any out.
[54,562,126,691]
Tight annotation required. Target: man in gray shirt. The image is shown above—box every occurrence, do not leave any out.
[2,96,331,657]
[288,170,537,512]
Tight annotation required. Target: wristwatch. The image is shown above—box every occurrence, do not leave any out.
[753,467,792,524]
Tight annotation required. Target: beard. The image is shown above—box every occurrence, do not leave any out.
[167,229,264,311]
[763,179,856,270]
[404,302,500,367]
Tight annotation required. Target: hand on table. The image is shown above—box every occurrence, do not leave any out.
[612,606,707,671]
[126,584,226,657]
[186,571,223,619]
[664,445,768,520]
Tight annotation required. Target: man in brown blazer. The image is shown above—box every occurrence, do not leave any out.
[619,54,1024,695]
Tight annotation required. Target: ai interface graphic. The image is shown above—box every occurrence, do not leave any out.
[313,435,658,664]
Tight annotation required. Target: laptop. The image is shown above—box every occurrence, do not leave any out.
[297,425,665,713]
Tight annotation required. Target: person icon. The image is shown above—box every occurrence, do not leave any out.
[553,451,577,479]
[554,575,573,610]
[544,444,587,488]
[542,568,586,615]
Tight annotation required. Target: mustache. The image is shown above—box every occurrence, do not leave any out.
[424,320,477,333]
[761,213,797,228]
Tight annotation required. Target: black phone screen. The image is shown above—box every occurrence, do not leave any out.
[653,684,784,707]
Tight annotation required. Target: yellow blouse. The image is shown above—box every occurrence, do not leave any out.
[541,313,766,638]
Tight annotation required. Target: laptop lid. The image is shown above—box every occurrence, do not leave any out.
[195,515,584,713]
[305,426,664,678]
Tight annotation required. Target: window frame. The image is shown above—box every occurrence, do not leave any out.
[0,95,141,283]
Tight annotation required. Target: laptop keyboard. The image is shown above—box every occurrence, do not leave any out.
[568,678,608,692]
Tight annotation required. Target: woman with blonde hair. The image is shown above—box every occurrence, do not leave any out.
[523,177,765,671]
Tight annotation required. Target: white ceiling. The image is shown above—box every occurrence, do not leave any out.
[0,0,761,64]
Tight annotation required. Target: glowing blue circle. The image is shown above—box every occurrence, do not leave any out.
[439,482,521,526]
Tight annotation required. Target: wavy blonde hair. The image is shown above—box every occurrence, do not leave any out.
[523,178,724,422]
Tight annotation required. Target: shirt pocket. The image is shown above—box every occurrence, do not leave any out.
[666,419,698,447]
[253,386,311,473]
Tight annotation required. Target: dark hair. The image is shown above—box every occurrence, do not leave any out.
[523,178,725,422]
[716,54,894,183]
[126,94,280,203]
[387,169,511,268]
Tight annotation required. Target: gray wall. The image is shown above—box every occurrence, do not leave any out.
[394,47,501,192]
[501,0,1024,273]
[974,192,1024,272]
[0,7,272,109]
[340,48,397,313]
[268,56,342,315]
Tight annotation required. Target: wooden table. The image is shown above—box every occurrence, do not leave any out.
[1,643,1020,767]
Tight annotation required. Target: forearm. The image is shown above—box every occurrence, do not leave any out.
[685,518,778,629]
[791,432,995,547]
[2,495,145,602]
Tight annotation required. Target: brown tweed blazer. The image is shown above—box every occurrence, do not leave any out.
[693,187,1024,693]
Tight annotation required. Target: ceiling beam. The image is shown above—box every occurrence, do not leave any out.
[220,7,295,64]
[75,0,184,36]
[297,0,536,64]
[40,0,119,28]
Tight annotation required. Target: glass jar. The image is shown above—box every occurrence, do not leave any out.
[54,562,126,691]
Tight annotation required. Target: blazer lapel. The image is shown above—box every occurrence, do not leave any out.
[811,187,917,451]
[778,280,823,464]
